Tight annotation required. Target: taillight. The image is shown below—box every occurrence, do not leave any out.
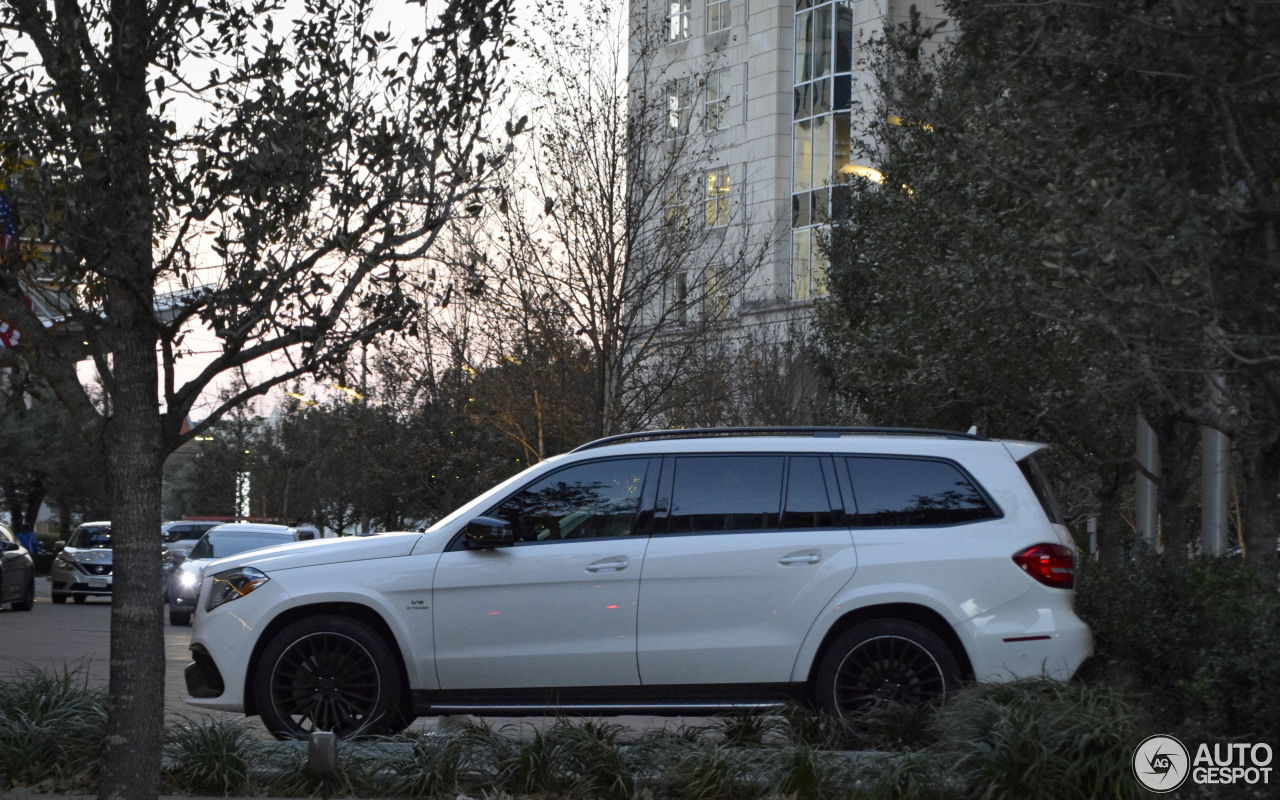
[1013,543,1076,589]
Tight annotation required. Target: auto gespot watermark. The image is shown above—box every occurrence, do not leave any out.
[1132,734,1273,793]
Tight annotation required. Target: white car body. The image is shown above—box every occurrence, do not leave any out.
[185,429,1092,737]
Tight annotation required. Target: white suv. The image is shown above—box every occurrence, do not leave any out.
[184,428,1092,739]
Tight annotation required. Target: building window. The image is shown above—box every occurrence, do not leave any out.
[667,0,691,43]
[667,78,691,138]
[667,272,689,325]
[791,1,856,300]
[704,167,731,228]
[705,69,730,131]
[704,266,729,318]
[707,0,729,33]
[664,176,691,230]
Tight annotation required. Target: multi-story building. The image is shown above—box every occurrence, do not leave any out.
[634,0,947,325]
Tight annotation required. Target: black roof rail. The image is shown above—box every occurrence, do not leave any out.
[570,426,987,453]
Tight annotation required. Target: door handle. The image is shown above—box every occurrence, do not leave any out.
[586,559,630,572]
[778,553,821,565]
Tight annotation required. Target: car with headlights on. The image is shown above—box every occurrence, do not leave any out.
[169,523,318,625]
[50,521,113,604]
[185,427,1092,741]
[0,522,36,612]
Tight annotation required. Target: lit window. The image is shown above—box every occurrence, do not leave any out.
[707,0,729,33]
[705,69,730,131]
[667,0,691,43]
[667,79,691,138]
[704,167,731,228]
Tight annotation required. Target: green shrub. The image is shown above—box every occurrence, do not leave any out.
[0,665,107,791]
[1075,552,1280,743]
[933,680,1144,800]
[162,716,260,795]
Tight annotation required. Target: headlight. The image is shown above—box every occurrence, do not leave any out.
[178,569,200,589]
[54,556,73,571]
[205,567,270,612]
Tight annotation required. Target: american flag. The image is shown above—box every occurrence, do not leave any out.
[1,189,21,348]
[0,190,16,255]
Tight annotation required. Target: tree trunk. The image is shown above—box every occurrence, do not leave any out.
[97,330,165,800]
[1239,436,1279,589]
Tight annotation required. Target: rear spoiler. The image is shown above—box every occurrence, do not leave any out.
[1000,440,1048,462]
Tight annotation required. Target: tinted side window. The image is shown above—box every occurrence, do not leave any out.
[781,456,842,528]
[666,456,783,533]
[846,457,997,527]
[491,458,649,543]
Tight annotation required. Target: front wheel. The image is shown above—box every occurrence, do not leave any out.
[253,615,408,740]
[814,620,961,720]
[169,607,192,626]
[12,576,35,611]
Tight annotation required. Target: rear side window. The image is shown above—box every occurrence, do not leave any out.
[845,456,998,527]
[667,456,783,533]
[1019,454,1065,525]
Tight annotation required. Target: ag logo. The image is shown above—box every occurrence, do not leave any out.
[1133,734,1190,792]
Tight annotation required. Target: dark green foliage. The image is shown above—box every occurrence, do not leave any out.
[816,0,1280,563]
[162,716,259,795]
[0,666,107,791]
[1076,552,1280,744]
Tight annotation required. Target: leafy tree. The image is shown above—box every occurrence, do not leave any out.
[0,378,109,533]
[0,0,514,795]
[819,0,1280,564]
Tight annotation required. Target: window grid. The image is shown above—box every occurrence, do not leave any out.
[705,69,730,131]
[667,0,691,43]
[791,0,858,300]
[707,0,729,33]
[704,167,731,228]
[667,78,691,139]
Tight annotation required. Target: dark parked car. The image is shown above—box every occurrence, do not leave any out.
[0,523,36,611]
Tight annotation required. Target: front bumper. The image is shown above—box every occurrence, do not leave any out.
[184,577,292,713]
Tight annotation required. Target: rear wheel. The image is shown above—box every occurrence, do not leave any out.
[814,620,960,720]
[253,614,409,740]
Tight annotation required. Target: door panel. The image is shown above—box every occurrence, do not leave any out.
[433,539,648,689]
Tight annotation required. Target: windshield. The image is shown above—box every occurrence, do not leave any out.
[189,531,290,560]
[68,525,112,549]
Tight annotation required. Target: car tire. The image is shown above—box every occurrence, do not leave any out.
[253,614,409,740]
[52,591,67,604]
[12,576,35,611]
[73,594,87,604]
[169,607,192,626]
[814,619,961,720]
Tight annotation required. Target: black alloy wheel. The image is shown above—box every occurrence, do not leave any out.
[254,614,408,740]
[816,620,960,719]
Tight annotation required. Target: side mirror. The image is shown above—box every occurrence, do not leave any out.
[54,540,66,551]
[464,517,514,550]
[0,541,17,553]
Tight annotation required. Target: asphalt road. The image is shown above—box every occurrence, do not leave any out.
[0,576,242,728]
